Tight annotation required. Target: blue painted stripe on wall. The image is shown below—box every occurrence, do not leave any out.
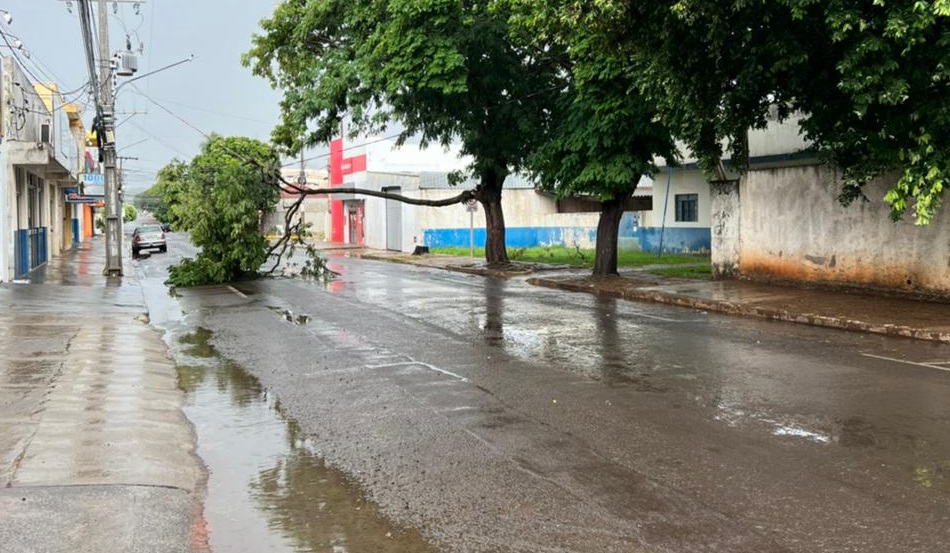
[636,227,710,254]
[423,225,709,253]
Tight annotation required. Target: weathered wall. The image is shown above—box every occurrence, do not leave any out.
[739,165,950,295]
[710,179,740,277]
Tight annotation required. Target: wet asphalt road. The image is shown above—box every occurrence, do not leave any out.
[139,233,950,553]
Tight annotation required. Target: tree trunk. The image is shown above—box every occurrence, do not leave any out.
[592,192,630,276]
[476,167,509,266]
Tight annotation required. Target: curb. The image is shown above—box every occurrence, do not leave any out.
[529,277,950,344]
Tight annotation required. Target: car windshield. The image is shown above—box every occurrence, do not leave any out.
[136,226,162,234]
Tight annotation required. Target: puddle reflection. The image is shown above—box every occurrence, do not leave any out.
[175,329,435,553]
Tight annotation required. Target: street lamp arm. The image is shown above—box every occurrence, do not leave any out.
[114,54,194,97]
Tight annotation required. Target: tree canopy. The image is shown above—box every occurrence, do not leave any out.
[508,1,677,274]
[243,0,563,264]
[143,159,188,228]
[591,0,950,223]
[164,136,280,287]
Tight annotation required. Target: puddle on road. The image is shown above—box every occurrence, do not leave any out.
[174,328,436,553]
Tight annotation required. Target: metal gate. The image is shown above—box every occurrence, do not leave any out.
[383,186,401,251]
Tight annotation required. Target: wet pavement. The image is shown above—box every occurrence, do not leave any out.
[361,249,950,344]
[173,329,434,553]
[175,247,950,552]
[135,231,439,553]
[0,237,200,553]
[5,234,950,552]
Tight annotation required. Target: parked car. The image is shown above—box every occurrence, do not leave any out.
[131,225,167,258]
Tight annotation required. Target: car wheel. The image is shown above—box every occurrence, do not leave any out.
[132,248,139,258]
[160,245,167,253]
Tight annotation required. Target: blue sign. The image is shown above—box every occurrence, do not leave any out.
[81,173,105,186]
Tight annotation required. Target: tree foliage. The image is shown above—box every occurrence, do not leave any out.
[164,136,280,287]
[508,1,677,274]
[590,0,950,223]
[798,0,950,223]
[243,0,563,264]
[122,203,138,223]
[143,159,189,228]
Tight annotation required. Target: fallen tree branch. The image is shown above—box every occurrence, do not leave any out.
[279,185,477,207]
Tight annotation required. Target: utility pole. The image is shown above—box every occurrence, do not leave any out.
[74,0,146,275]
[97,0,122,276]
[117,155,138,205]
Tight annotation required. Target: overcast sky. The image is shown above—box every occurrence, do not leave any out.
[0,0,320,194]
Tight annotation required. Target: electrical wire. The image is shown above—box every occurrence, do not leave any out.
[135,94,274,125]
[77,0,104,117]
[124,80,454,198]
[127,120,192,158]
[0,32,55,93]
[128,83,212,140]
[278,130,413,168]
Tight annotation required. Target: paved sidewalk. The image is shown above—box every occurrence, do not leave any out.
[358,249,950,343]
[0,238,201,553]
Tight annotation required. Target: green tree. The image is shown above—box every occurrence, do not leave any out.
[509,1,677,275]
[795,0,950,223]
[587,1,950,224]
[243,0,561,265]
[152,159,189,228]
[166,136,280,287]
[122,203,138,222]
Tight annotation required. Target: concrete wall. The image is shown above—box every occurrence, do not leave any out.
[360,173,420,251]
[710,179,740,277]
[747,114,809,158]
[0,143,9,280]
[413,187,604,250]
[737,164,950,294]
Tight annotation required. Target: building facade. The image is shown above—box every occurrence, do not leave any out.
[326,134,657,253]
[0,57,85,282]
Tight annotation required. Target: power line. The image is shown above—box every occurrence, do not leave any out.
[136,94,275,125]
[127,120,192,158]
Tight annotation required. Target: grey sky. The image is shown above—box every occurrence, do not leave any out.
[0,0,316,194]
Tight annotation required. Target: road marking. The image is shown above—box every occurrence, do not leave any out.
[861,353,950,373]
[365,360,470,382]
[226,285,247,298]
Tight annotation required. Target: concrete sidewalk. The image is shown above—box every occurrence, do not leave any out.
[0,238,201,553]
[357,249,950,343]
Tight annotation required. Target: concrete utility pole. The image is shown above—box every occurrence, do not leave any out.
[97,0,122,276]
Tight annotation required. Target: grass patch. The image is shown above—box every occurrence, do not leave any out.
[431,246,709,269]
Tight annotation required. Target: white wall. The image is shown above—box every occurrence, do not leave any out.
[0,144,10,281]
[652,168,711,228]
[748,115,809,158]
[360,185,604,252]
[738,165,950,293]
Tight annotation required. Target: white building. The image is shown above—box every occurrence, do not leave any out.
[331,133,653,253]
[0,56,85,281]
